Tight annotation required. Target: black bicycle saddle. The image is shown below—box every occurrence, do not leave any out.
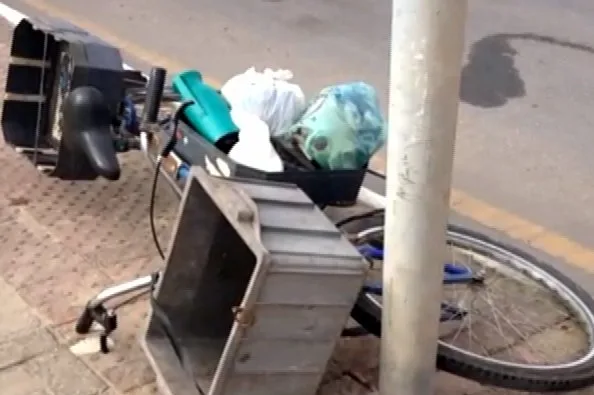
[61,86,121,180]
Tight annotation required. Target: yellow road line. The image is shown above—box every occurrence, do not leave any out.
[23,0,594,272]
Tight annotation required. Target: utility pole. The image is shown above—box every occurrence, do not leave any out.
[380,1,468,395]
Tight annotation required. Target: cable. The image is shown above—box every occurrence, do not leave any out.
[366,167,386,180]
[150,158,166,259]
[149,100,194,260]
[334,208,385,228]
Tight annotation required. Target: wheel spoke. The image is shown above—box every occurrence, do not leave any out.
[346,222,594,371]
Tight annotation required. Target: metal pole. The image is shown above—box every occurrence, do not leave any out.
[380,1,468,394]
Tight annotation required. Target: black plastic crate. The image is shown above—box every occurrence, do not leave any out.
[164,120,366,207]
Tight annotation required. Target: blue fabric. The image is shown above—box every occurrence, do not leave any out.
[288,82,386,170]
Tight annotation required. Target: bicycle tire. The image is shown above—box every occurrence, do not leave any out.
[342,214,594,392]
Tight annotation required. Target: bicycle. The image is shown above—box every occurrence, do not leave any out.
[338,208,594,392]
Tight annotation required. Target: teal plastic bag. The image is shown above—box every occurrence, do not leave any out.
[287,82,386,170]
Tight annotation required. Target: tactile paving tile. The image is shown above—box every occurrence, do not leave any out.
[0,197,114,323]
[0,139,179,268]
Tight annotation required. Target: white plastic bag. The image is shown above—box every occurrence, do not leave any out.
[221,67,306,137]
[228,108,284,173]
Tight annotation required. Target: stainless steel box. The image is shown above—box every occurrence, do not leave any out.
[142,167,368,395]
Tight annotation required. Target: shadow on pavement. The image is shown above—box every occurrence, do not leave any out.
[460,33,594,109]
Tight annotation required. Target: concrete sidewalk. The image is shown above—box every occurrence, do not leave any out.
[0,23,591,395]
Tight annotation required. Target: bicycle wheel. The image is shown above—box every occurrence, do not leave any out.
[340,211,594,392]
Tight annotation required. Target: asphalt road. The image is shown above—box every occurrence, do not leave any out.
[3,0,594,251]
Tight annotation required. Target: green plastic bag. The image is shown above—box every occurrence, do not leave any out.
[287,82,386,170]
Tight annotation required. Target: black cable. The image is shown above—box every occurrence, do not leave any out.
[150,157,166,259]
[149,100,194,260]
[366,167,386,180]
[334,208,385,228]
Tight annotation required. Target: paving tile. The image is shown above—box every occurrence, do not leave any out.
[23,349,108,395]
[0,276,44,340]
[124,382,159,395]
[49,319,84,345]
[320,359,345,386]
[327,336,507,395]
[316,375,371,395]
[100,357,156,393]
[96,254,161,283]
[69,298,155,393]
[17,256,114,325]
[0,365,52,395]
[0,329,58,370]
[80,337,154,391]
[49,292,155,393]
[330,335,380,374]
[71,325,146,366]
[98,388,123,395]
[0,217,57,278]
[318,335,383,394]
[435,372,490,395]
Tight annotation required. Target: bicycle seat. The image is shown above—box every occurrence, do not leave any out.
[61,86,121,180]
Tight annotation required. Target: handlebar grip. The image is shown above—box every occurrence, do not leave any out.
[143,67,167,124]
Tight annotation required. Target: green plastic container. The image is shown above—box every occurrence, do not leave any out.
[172,69,238,152]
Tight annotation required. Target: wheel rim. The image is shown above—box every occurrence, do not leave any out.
[357,225,594,371]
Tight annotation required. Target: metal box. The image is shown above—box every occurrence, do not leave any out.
[141,167,368,395]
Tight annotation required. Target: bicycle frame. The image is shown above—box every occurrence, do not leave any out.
[358,243,473,322]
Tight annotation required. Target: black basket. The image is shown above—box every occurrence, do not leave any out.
[165,120,366,207]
